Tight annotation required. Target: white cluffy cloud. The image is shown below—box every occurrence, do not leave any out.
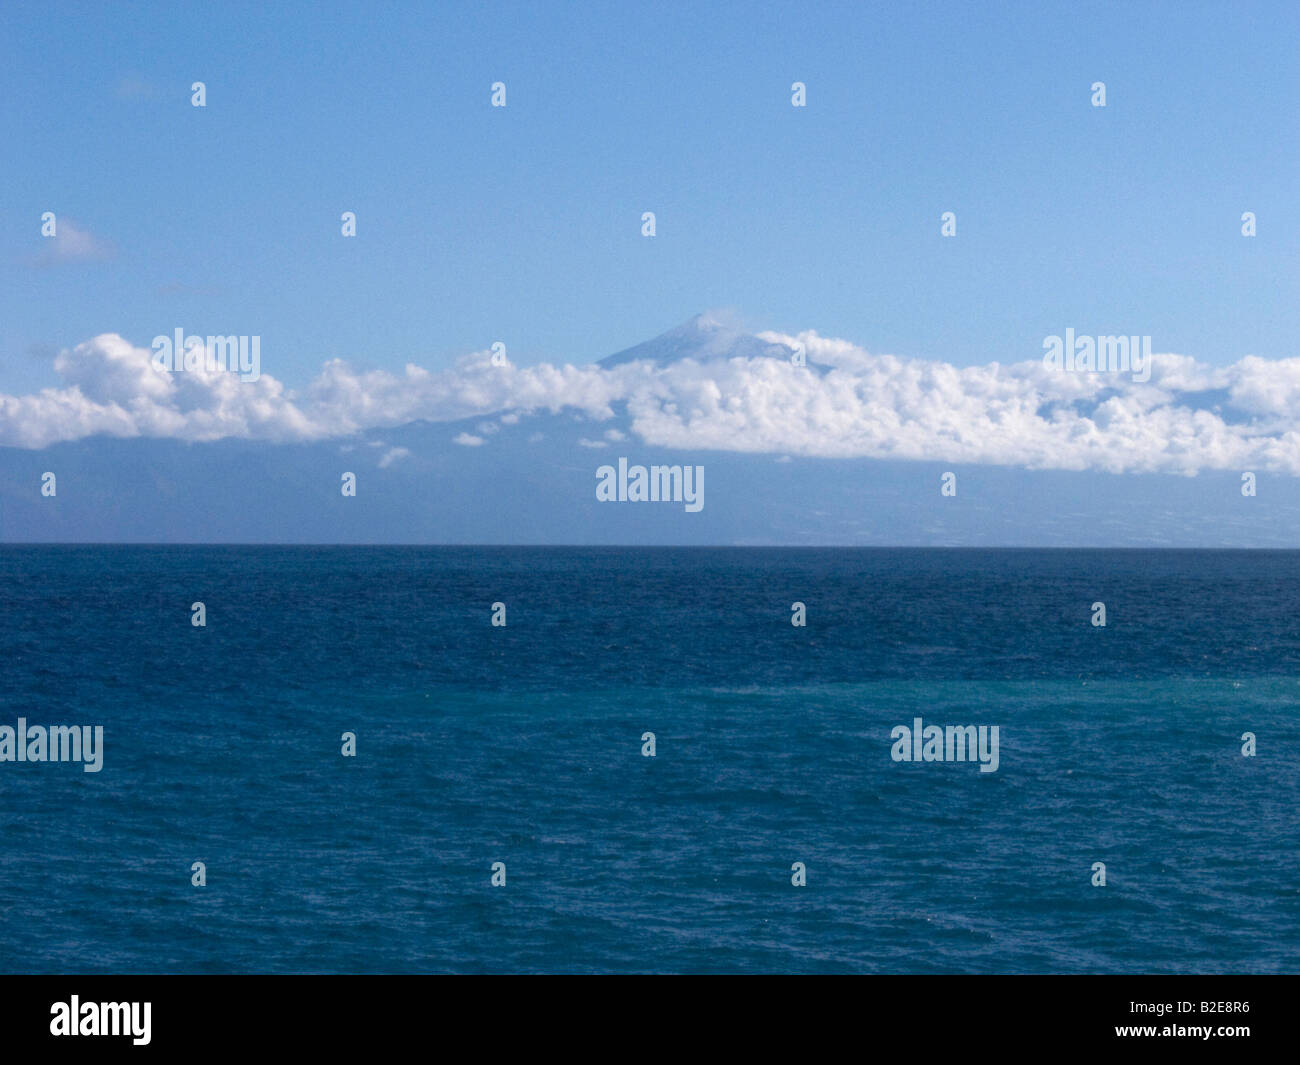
[2,329,1299,475]
[34,220,113,265]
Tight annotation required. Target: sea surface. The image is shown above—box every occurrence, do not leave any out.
[1,546,1297,974]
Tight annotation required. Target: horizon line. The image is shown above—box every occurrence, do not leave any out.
[1,542,1297,551]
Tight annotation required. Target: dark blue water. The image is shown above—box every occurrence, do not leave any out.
[1,547,1297,973]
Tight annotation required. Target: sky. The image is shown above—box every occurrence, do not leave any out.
[2,0,1296,403]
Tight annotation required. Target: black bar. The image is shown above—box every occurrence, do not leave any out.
[0,975,1287,1053]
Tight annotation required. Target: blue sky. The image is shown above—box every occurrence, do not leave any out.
[2,0,1296,397]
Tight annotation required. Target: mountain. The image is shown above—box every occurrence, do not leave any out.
[2,314,1300,545]
[598,312,796,368]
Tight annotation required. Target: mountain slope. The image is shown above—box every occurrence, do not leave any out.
[598,313,795,368]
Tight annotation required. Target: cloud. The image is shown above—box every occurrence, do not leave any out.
[33,220,112,265]
[377,446,411,468]
[3,328,1300,475]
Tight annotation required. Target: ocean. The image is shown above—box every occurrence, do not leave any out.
[1,546,1297,973]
